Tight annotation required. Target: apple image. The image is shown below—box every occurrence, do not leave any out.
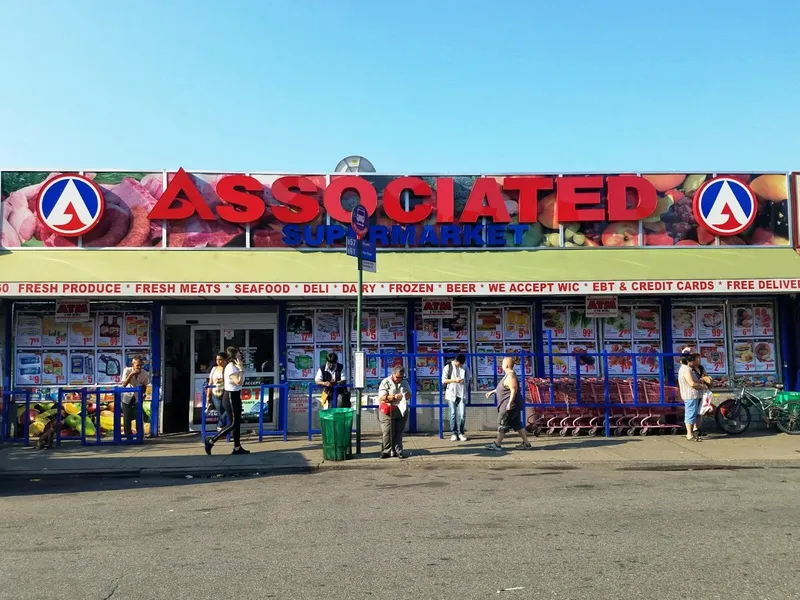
[643,174,686,192]
[643,195,674,225]
[601,222,640,246]
[697,227,716,245]
[645,233,674,246]
[643,221,667,234]
[749,227,776,245]
[584,237,600,247]
[719,236,745,246]
[749,174,788,202]
[676,240,700,246]
[537,193,559,230]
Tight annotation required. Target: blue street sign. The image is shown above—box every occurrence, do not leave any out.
[346,236,359,258]
[351,204,369,238]
[361,239,377,273]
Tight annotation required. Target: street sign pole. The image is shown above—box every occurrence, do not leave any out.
[350,203,369,456]
[355,236,363,455]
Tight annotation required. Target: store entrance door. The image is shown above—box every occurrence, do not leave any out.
[189,324,278,432]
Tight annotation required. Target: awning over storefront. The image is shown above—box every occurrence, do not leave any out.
[1,248,800,298]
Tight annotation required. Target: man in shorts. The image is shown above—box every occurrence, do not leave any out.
[485,356,532,451]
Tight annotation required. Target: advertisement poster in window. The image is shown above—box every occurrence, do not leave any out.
[379,310,406,342]
[123,314,151,347]
[69,321,95,347]
[380,345,405,376]
[753,341,776,373]
[605,342,633,375]
[16,315,42,347]
[567,309,596,341]
[69,351,94,385]
[476,345,502,377]
[315,310,343,343]
[671,307,696,339]
[733,341,756,374]
[699,342,727,375]
[504,309,531,341]
[287,346,315,379]
[504,345,533,376]
[545,343,570,377]
[672,341,690,374]
[42,350,67,385]
[475,308,503,342]
[41,317,68,347]
[633,308,660,340]
[442,310,469,342]
[603,308,632,341]
[568,342,598,375]
[754,306,775,337]
[418,318,440,342]
[97,350,124,384]
[351,311,378,343]
[696,307,725,340]
[96,313,123,347]
[358,346,379,379]
[286,313,313,344]
[541,307,567,341]
[634,342,661,375]
[16,351,42,385]
[415,346,439,378]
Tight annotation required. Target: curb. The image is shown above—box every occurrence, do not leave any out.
[2,458,798,481]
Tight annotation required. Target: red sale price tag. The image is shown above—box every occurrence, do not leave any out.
[83,337,92,345]
[582,328,593,338]
[742,328,751,336]
[88,377,94,384]
[110,338,119,345]
[456,331,465,339]
[30,337,40,345]
[763,328,771,336]
[330,332,338,341]
[301,333,312,342]
[684,329,693,338]
[429,366,436,375]
[33,376,40,383]
[492,331,501,340]
[137,336,146,345]
[394,331,403,340]
[712,328,722,338]
[302,369,311,377]
[55,337,64,345]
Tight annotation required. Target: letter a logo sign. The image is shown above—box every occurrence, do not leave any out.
[693,177,757,237]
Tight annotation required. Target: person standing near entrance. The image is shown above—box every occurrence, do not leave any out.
[442,353,468,441]
[206,352,229,432]
[120,356,150,436]
[315,351,349,408]
[485,357,532,451]
[205,346,249,455]
[378,366,412,459]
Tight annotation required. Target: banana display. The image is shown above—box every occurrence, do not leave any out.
[12,397,151,440]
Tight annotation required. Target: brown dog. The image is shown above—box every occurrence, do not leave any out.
[36,420,61,450]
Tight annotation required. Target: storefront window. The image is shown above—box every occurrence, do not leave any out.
[671,304,728,384]
[415,304,470,400]
[601,305,663,377]
[542,305,598,377]
[730,303,779,384]
[474,305,533,391]
[350,307,406,385]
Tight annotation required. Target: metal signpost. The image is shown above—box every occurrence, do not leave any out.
[350,203,370,454]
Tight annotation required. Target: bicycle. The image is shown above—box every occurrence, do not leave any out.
[715,382,800,435]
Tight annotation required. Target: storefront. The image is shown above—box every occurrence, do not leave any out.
[2,169,799,435]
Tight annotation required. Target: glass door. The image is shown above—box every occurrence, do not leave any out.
[189,325,278,431]
[191,327,222,430]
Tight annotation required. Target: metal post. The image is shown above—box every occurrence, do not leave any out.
[355,237,363,455]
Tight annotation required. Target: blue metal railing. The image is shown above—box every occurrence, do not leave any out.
[200,382,289,443]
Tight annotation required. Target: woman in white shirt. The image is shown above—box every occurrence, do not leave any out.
[205,346,249,455]
[206,353,229,432]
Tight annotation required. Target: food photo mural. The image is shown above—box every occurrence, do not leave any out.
[1,171,792,249]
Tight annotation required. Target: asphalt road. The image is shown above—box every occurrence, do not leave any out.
[1,465,797,600]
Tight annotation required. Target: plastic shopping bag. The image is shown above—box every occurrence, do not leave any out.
[699,391,715,416]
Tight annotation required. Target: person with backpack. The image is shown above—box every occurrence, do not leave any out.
[315,351,350,408]
[442,353,468,441]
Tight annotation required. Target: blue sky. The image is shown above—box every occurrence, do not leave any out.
[0,0,797,174]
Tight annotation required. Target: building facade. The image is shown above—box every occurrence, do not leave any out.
[2,169,799,435]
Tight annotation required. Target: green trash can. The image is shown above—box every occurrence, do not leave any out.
[319,408,355,461]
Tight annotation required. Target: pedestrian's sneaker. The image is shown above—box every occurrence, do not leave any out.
[204,438,214,455]
[514,442,533,450]
[458,434,468,441]
[231,446,250,455]
[450,434,458,441]
[485,442,503,452]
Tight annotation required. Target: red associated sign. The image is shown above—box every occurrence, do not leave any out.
[147,169,658,226]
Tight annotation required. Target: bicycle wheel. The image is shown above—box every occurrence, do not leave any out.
[775,402,800,435]
[715,399,752,435]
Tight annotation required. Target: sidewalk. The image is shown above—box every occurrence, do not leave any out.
[1,431,798,480]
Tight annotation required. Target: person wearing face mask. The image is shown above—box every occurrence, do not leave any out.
[378,366,412,459]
